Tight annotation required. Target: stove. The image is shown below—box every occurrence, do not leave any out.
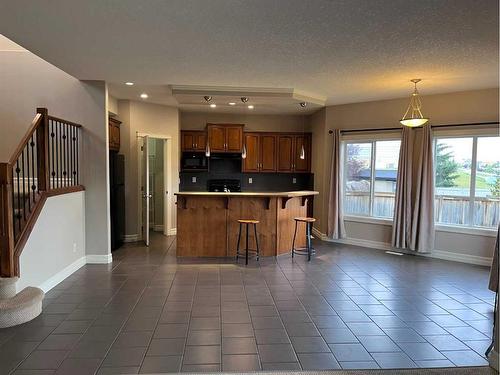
[207,179,241,192]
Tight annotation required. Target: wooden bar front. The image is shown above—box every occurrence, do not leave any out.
[176,191,318,257]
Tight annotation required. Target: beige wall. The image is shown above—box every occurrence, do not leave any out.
[310,88,499,261]
[108,94,119,116]
[180,112,309,132]
[117,100,179,237]
[0,41,110,260]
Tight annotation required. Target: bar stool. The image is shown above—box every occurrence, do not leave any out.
[236,219,260,265]
[291,217,316,261]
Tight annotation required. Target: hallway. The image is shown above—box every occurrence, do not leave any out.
[0,234,494,374]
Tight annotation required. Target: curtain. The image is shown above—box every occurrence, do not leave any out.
[392,125,434,252]
[489,225,499,292]
[327,129,345,239]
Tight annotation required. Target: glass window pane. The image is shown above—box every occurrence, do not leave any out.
[373,140,401,218]
[434,137,473,225]
[344,142,372,215]
[474,136,500,228]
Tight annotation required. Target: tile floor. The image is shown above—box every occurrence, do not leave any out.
[0,234,494,374]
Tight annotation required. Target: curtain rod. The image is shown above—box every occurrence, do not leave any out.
[330,121,499,134]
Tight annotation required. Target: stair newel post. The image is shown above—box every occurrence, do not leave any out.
[0,163,15,277]
[36,108,50,192]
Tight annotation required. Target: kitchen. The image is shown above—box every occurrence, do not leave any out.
[177,111,319,258]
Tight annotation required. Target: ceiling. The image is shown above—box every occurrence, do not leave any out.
[1,0,498,113]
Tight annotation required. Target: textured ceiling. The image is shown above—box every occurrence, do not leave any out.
[0,0,498,106]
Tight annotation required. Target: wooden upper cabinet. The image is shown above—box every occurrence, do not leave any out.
[242,133,260,172]
[294,134,311,173]
[277,135,294,172]
[226,126,243,152]
[207,125,226,152]
[259,134,277,172]
[181,131,207,152]
[207,124,243,153]
[109,117,121,152]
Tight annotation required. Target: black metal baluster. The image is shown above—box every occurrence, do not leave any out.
[15,160,21,234]
[56,122,60,188]
[66,123,70,187]
[50,120,55,189]
[76,127,79,185]
[11,169,16,238]
[62,123,66,187]
[71,125,75,186]
[21,149,26,220]
[26,139,31,213]
[31,134,36,203]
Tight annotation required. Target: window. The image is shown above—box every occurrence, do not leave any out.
[434,135,500,229]
[343,140,401,219]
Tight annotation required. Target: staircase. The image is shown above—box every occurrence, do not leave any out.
[0,108,83,327]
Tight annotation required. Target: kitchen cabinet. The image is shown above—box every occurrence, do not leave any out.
[207,124,243,153]
[242,133,277,173]
[181,131,206,152]
[277,134,311,173]
[109,117,121,152]
[242,133,260,172]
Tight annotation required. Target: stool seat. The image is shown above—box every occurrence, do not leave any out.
[238,219,260,224]
[294,217,316,223]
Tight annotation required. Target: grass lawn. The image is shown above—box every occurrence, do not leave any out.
[454,170,491,189]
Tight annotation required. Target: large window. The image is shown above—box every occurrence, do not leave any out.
[343,140,401,219]
[434,136,500,229]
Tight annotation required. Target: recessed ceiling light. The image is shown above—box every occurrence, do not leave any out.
[228,102,236,106]
[210,104,217,108]
[248,105,254,109]
[125,82,134,86]
[140,93,148,99]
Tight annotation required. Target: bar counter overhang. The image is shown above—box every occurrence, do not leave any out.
[175,191,319,257]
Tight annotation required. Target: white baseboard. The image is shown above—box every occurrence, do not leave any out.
[168,228,177,236]
[37,256,87,293]
[313,227,492,266]
[488,349,499,371]
[86,253,113,264]
[123,234,140,243]
[154,225,164,232]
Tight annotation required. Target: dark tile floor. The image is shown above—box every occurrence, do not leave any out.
[0,234,494,374]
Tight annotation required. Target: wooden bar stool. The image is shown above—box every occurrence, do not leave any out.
[291,217,316,261]
[236,219,260,265]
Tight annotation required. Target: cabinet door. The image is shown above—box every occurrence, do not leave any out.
[181,132,195,151]
[208,126,226,152]
[226,126,243,152]
[112,124,120,151]
[294,134,311,172]
[259,134,277,172]
[194,133,206,151]
[242,133,260,172]
[277,135,294,172]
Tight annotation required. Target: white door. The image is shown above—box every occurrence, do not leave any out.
[141,136,151,246]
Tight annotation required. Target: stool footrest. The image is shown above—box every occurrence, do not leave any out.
[292,248,316,256]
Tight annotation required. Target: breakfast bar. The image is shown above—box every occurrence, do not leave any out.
[175,191,318,257]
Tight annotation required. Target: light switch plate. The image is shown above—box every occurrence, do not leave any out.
[249,178,253,184]
[292,177,297,184]
[192,176,197,183]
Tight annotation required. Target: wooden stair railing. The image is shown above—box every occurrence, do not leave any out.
[0,108,84,277]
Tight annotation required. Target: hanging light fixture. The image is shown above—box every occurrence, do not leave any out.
[400,79,429,127]
[205,142,210,157]
[241,143,247,159]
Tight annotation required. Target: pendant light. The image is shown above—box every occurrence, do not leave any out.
[205,143,210,157]
[241,143,247,159]
[299,103,307,160]
[400,79,429,127]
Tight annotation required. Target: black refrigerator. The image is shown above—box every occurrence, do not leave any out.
[110,153,125,251]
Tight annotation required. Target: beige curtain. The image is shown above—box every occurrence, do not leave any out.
[392,125,434,252]
[489,225,499,292]
[327,129,345,239]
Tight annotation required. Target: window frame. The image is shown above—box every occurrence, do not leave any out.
[342,136,401,221]
[433,134,499,231]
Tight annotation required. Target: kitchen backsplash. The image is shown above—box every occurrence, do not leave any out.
[180,171,314,192]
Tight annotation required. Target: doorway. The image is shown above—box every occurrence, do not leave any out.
[137,134,173,246]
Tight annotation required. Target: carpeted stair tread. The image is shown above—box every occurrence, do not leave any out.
[0,287,44,328]
[0,277,19,299]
